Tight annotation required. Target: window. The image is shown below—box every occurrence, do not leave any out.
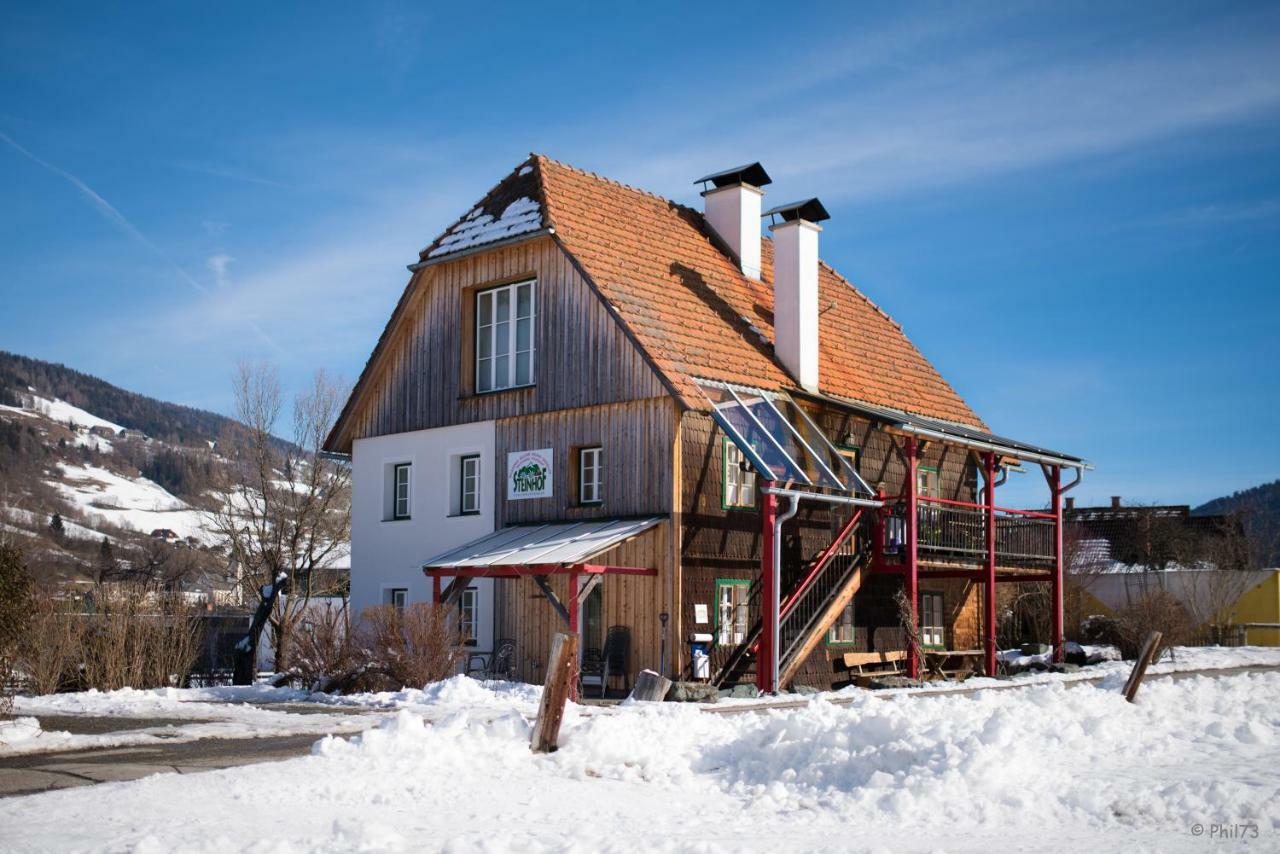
[722,438,756,509]
[476,280,535,392]
[579,446,603,505]
[392,463,412,520]
[715,579,750,646]
[459,587,478,643]
[459,455,480,515]
[828,601,857,645]
[916,466,938,498]
[920,592,944,648]
[388,588,408,611]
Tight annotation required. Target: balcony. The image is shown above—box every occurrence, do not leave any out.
[885,497,1056,569]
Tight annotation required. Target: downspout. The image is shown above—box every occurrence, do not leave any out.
[770,492,801,693]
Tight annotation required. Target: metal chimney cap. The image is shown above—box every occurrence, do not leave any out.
[695,162,772,190]
[763,198,830,224]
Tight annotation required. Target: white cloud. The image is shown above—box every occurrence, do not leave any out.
[206,253,234,288]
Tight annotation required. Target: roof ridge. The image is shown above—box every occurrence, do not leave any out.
[817,258,902,331]
[532,153,702,217]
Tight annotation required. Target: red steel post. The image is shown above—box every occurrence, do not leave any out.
[905,439,919,679]
[432,574,441,604]
[984,451,998,677]
[1050,464,1064,663]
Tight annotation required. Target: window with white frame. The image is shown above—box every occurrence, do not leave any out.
[476,280,535,392]
[715,579,750,646]
[388,588,408,611]
[392,463,412,520]
[723,439,756,508]
[828,601,856,645]
[579,446,602,505]
[459,454,480,515]
[459,588,478,642]
[920,592,944,648]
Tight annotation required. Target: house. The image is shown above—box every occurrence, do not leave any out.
[1064,496,1277,645]
[324,156,1088,692]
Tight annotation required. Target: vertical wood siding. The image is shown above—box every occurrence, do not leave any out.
[492,523,670,685]
[348,236,668,442]
[494,398,678,524]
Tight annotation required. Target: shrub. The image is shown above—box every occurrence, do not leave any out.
[357,604,462,691]
[20,591,86,695]
[290,603,358,692]
[0,541,33,712]
[1113,589,1193,660]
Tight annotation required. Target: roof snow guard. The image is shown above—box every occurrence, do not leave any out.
[695,162,772,189]
[694,378,874,495]
[422,516,663,574]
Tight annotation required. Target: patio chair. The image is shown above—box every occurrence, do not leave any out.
[600,626,631,697]
[466,638,517,680]
[579,646,605,696]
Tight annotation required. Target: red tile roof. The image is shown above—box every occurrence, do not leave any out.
[529,155,986,429]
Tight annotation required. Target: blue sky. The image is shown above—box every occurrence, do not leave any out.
[2,2,1278,509]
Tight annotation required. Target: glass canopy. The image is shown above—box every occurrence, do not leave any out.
[694,379,874,495]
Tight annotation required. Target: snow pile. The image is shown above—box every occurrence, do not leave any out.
[428,197,543,257]
[2,670,1278,851]
[0,717,44,747]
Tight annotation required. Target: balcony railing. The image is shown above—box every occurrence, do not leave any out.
[887,497,1056,566]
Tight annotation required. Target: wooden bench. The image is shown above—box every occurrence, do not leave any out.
[923,649,984,680]
[833,650,908,688]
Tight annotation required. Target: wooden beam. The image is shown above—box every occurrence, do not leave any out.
[532,575,571,625]
[576,573,603,605]
[439,577,469,607]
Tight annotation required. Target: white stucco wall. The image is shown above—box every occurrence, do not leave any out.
[350,421,497,653]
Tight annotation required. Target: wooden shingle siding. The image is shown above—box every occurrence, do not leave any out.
[492,522,670,684]
[347,235,668,443]
[494,397,678,525]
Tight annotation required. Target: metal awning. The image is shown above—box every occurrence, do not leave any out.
[693,378,875,495]
[422,516,664,575]
[798,391,1091,470]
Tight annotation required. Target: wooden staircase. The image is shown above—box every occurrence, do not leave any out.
[712,508,870,690]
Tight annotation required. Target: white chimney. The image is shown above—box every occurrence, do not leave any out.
[697,163,772,280]
[766,198,830,393]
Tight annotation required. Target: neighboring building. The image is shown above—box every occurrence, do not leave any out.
[1065,496,1276,645]
[325,157,1088,691]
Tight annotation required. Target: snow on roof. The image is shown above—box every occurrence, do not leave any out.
[426,196,543,258]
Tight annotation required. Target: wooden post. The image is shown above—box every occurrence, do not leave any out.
[1049,464,1064,663]
[757,486,778,693]
[983,451,997,677]
[630,669,672,702]
[905,439,919,679]
[531,632,579,753]
[1123,631,1162,703]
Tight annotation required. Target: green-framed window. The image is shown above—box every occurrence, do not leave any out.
[714,579,750,646]
[916,465,939,498]
[721,438,757,509]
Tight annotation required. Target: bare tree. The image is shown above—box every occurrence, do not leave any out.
[206,363,350,675]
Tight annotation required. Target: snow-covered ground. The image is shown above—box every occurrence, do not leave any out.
[1,649,1278,852]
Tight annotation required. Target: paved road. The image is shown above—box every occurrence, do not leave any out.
[0,731,332,798]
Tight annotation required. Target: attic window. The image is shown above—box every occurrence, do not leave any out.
[476,280,536,392]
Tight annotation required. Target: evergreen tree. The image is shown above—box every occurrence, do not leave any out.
[97,536,116,579]
[48,513,64,538]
